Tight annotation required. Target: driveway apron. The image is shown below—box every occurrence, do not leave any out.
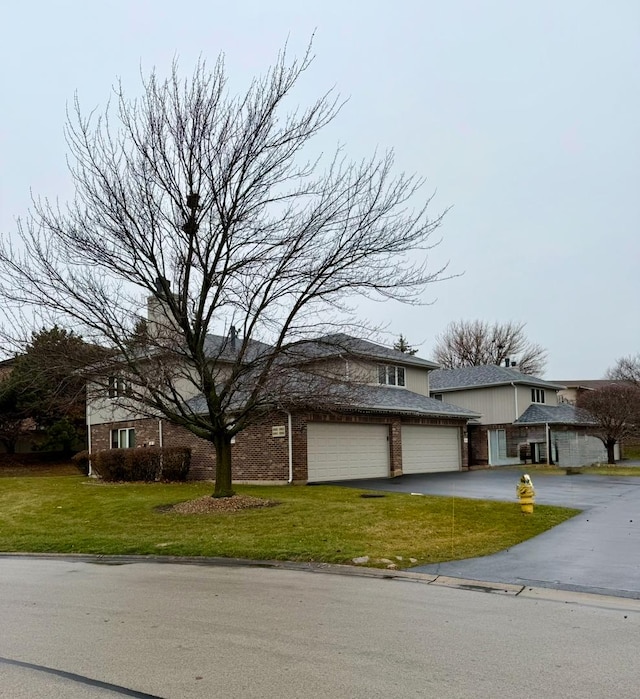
[331,470,640,598]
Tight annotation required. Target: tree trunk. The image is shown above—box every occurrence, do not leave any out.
[606,439,616,465]
[213,434,235,498]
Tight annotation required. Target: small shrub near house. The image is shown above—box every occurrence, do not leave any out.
[90,447,191,482]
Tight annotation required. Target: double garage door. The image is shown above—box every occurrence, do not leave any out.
[307,423,460,482]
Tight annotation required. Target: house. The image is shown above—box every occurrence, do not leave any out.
[429,365,565,465]
[429,365,613,466]
[513,403,613,466]
[87,332,480,483]
[556,380,617,405]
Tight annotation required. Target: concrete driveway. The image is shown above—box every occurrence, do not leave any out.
[331,469,640,598]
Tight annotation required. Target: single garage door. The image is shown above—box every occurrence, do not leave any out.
[307,423,390,482]
[401,425,460,474]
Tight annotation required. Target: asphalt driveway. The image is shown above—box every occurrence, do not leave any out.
[332,469,640,598]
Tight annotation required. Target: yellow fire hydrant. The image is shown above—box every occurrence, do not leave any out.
[516,474,535,514]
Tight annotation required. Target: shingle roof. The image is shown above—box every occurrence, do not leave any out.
[185,384,479,420]
[429,365,565,392]
[513,404,597,426]
[339,385,479,418]
[553,379,617,390]
[292,334,439,369]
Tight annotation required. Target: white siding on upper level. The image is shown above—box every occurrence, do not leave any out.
[435,385,515,424]
[405,366,430,396]
[516,385,558,415]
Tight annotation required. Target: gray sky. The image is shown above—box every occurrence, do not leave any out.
[1,1,638,378]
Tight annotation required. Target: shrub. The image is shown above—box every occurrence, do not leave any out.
[91,447,191,482]
[160,447,191,482]
[71,450,91,475]
[93,449,128,481]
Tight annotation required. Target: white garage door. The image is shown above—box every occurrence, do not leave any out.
[307,423,390,482]
[401,425,460,474]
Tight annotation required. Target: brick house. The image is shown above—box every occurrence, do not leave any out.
[87,334,479,483]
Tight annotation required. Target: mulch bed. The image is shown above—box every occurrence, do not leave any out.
[169,494,278,514]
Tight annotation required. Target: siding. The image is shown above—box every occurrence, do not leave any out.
[405,366,430,396]
[437,385,516,424]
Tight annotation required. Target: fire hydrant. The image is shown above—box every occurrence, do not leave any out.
[516,474,535,514]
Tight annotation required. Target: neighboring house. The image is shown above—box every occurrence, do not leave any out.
[429,365,576,466]
[513,403,613,466]
[87,330,480,483]
[556,380,617,405]
[429,365,614,466]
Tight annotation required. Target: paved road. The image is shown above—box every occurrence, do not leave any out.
[1,557,639,698]
[331,469,640,598]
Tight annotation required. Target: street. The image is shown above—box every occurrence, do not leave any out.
[1,557,639,698]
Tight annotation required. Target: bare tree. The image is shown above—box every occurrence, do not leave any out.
[608,355,640,387]
[432,320,547,375]
[0,46,447,497]
[577,384,640,463]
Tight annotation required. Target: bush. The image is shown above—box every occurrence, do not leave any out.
[91,447,191,482]
[93,449,129,481]
[160,447,191,482]
[71,450,91,475]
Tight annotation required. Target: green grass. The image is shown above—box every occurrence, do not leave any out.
[0,475,579,568]
[504,464,640,477]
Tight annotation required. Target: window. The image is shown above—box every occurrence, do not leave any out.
[108,376,132,398]
[111,428,136,449]
[433,393,443,401]
[378,365,406,387]
[531,388,545,404]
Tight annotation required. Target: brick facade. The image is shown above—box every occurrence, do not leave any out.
[90,411,470,483]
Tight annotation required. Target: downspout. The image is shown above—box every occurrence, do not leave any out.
[86,400,92,477]
[158,419,163,448]
[285,410,293,484]
[546,422,551,465]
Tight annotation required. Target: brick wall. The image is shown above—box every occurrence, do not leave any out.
[91,411,471,482]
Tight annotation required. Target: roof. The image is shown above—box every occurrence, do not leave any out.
[429,365,565,392]
[339,385,479,419]
[514,404,597,426]
[553,379,617,390]
[185,384,479,420]
[291,334,439,369]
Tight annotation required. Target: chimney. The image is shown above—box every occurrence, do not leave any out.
[505,358,511,367]
[230,325,237,350]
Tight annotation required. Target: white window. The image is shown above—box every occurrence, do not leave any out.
[111,428,136,449]
[378,365,406,387]
[531,388,545,404]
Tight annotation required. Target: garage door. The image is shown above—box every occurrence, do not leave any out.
[307,423,390,482]
[401,425,460,474]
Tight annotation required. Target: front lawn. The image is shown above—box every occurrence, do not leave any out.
[0,476,579,568]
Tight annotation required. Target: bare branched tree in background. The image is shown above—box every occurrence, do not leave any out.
[432,320,547,375]
[608,355,640,387]
[577,383,640,463]
[0,45,447,496]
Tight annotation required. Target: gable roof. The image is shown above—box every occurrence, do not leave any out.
[514,404,597,426]
[429,365,565,392]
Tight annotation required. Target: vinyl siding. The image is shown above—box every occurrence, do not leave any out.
[436,385,516,424]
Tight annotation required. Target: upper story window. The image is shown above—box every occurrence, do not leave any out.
[433,393,443,401]
[378,365,406,387]
[108,376,132,399]
[531,388,545,404]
